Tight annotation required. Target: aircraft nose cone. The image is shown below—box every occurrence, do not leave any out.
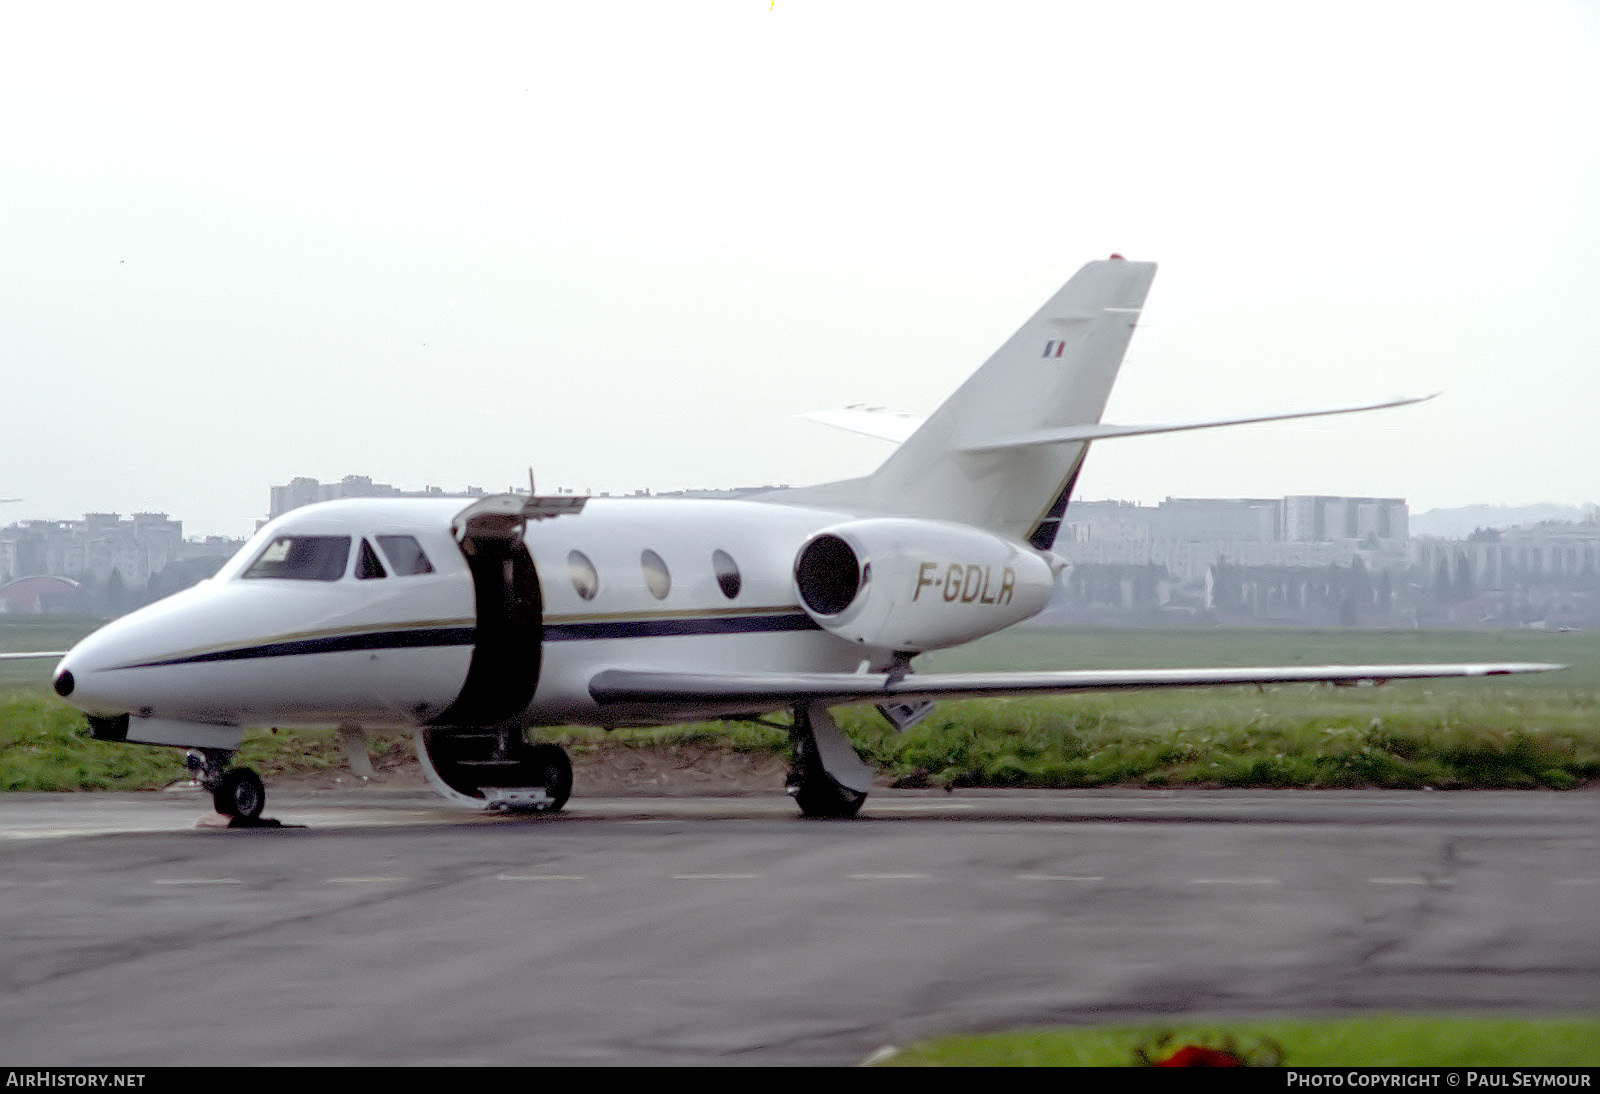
[51,645,108,714]
[52,629,145,718]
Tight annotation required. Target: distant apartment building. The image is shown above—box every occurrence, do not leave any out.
[1050,494,1600,627]
[267,475,489,521]
[1058,495,1408,584]
[0,513,245,614]
[1,512,183,588]
[1154,497,1286,543]
[1282,495,1407,549]
[1410,521,1600,626]
[1413,524,1600,590]
[1045,495,1410,622]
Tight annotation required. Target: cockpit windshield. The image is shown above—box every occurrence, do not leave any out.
[242,536,351,581]
[376,535,434,576]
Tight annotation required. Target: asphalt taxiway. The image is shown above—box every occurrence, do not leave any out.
[2,786,1596,1065]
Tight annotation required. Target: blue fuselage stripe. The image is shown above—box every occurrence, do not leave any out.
[544,613,821,642]
[115,613,821,669]
[123,627,478,668]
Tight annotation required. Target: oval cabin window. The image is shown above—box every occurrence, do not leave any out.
[712,549,741,599]
[640,549,671,600]
[568,550,600,601]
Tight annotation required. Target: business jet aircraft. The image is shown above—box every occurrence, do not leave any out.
[26,258,1558,821]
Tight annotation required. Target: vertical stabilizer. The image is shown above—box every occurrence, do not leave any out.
[779,259,1156,547]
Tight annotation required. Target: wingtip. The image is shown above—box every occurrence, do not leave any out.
[1483,662,1567,675]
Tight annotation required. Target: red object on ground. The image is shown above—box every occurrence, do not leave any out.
[1155,1045,1244,1067]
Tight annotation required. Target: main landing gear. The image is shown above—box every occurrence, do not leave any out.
[416,726,573,813]
[511,742,573,814]
[786,704,874,819]
[187,749,267,823]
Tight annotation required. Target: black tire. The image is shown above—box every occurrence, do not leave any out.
[526,743,572,813]
[213,767,265,820]
[789,736,866,819]
[793,776,865,819]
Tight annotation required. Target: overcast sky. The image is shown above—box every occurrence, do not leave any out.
[3,1,1597,538]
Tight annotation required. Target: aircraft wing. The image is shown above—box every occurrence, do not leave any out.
[590,661,1563,719]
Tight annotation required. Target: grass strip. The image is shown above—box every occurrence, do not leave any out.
[5,625,1599,792]
[875,1015,1600,1067]
[4,685,1599,792]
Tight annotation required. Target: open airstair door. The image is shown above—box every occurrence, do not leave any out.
[421,495,585,812]
[433,495,544,728]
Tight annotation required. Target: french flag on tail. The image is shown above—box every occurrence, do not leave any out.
[1042,340,1067,358]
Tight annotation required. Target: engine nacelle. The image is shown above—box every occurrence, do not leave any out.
[793,518,1055,651]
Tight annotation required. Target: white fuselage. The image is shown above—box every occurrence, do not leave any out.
[525,497,889,723]
[54,494,1055,738]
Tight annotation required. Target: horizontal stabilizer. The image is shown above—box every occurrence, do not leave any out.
[962,393,1437,452]
[591,660,1562,718]
[801,406,923,444]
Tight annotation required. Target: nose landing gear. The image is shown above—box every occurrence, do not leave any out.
[187,749,267,823]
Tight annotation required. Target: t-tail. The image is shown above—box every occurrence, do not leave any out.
[778,258,1432,550]
[779,258,1157,548]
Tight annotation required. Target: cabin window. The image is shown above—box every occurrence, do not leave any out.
[242,536,351,582]
[712,549,741,599]
[568,550,599,601]
[376,535,434,576]
[641,549,671,600]
[356,539,387,580]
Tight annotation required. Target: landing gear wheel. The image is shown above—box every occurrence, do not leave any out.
[787,736,866,819]
[527,743,572,813]
[213,767,265,821]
